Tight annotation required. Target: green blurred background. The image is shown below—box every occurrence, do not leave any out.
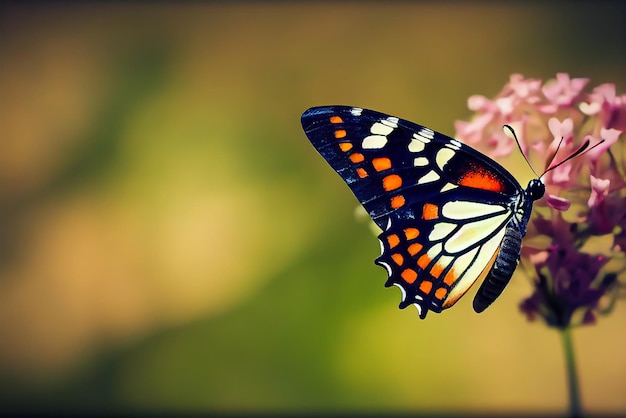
[0,1,625,415]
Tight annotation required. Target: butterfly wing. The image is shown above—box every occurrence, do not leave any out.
[301,106,525,318]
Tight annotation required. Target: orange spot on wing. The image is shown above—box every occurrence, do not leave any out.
[434,287,447,300]
[391,195,405,209]
[383,174,402,191]
[430,263,444,279]
[330,115,343,124]
[338,142,353,152]
[401,268,418,284]
[459,166,505,192]
[419,280,433,294]
[387,234,400,249]
[404,228,419,240]
[407,243,423,256]
[442,246,500,309]
[356,168,368,178]
[391,253,404,266]
[443,268,457,286]
[417,253,431,269]
[372,157,392,172]
[334,129,347,139]
[349,153,364,163]
[422,203,439,220]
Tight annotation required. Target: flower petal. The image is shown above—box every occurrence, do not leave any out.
[546,194,571,211]
[588,175,610,207]
[586,130,621,161]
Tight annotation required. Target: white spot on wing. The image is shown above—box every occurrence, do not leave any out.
[436,148,455,170]
[452,246,478,277]
[427,242,443,260]
[445,229,505,306]
[351,107,363,116]
[429,222,456,241]
[442,201,507,220]
[378,238,385,256]
[444,212,509,253]
[392,283,407,302]
[437,254,454,270]
[412,132,430,142]
[362,135,388,149]
[417,170,440,185]
[371,122,394,136]
[418,127,435,139]
[413,157,429,166]
[450,139,462,148]
[440,183,458,193]
[379,260,393,277]
[408,138,425,153]
[413,303,423,316]
[381,117,399,128]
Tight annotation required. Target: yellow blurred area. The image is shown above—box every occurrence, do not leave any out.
[0,1,624,414]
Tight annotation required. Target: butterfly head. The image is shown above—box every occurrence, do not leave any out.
[505,123,600,204]
[526,178,545,201]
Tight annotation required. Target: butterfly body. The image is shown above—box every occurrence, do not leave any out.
[301,106,544,318]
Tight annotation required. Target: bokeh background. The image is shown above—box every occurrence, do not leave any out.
[0,1,625,415]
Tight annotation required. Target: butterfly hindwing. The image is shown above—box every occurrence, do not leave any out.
[301,105,528,318]
[375,197,509,318]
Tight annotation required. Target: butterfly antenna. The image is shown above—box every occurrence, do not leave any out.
[503,125,540,178]
[541,137,606,176]
[544,135,565,173]
[503,125,606,178]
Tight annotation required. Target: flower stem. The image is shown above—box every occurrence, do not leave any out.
[561,327,582,417]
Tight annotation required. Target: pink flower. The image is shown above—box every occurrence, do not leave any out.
[467,95,494,112]
[539,73,589,113]
[548,118,574,143]
[581,83,626,131]
[588,175,610,208]
[520,240,613,327]
[507,73,542,101]
[586,129,621,161]
[455,73,625,328]
[587,176,612,234]
[545,195,571,211]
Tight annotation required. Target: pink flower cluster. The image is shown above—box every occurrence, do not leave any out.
[456,73,626,327]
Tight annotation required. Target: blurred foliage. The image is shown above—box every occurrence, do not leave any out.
[0,1,625,415]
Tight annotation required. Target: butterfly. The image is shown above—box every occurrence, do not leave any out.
[301,105,546,319]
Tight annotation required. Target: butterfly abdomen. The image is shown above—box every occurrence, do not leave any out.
[472,225,523,313]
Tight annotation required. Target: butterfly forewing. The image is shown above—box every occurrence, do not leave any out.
[301,106,527,318]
